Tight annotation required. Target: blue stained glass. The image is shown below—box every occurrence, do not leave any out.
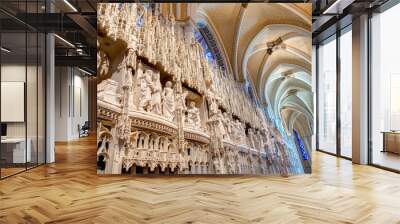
[136,16,144,27]
[294,129,309,161]
[193,26,216,63]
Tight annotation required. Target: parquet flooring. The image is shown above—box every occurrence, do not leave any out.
[0,167,26,178]
[1,135,400,224]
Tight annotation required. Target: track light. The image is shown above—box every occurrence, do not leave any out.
[54,34,75,48]
[1,47,11,53]
[78,67,93,76]
[323,0,355,15]
[63,0,78,12]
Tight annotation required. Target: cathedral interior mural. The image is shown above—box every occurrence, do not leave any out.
[96,3,312,175]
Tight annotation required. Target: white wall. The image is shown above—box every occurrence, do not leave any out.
[71,72,89,139]
[1,63,46,164]
[55,67,69,141]
[1,65,26,138]
[54,67,89,141]
[1,65,40,138]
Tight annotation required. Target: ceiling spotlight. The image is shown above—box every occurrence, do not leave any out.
[76,48,86,56]
[1,47,11,53]
[63,0,78,12]
[54,34,75,48]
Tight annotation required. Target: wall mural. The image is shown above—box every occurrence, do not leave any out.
[96,3,307,176]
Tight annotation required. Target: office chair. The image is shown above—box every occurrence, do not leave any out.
[79,121,90,138]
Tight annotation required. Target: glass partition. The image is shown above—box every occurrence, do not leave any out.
[317,35,337,154]
[0,1,46,179]
[371,3,400,171]
[339,27,352,158]
[1,30,27,177]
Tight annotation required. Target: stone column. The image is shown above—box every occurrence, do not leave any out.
[131,165,137,176]
[197,165,201,174]
[165,167,170,175]
[143,166,149,175]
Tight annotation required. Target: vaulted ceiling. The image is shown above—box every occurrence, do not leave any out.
[163,3,313,139]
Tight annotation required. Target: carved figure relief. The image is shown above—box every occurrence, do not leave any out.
[150,71,162,115]
[186,101,201,129]
[97,3,304,176]
[162,81,175,121]
[138,69,153,112]
[97,49,110,79]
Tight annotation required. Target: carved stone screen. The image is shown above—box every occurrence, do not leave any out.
[97,3,312,175]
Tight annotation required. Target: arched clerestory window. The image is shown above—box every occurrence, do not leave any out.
[193,21,227,73]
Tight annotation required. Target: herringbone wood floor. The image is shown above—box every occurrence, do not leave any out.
[1,136,400,224]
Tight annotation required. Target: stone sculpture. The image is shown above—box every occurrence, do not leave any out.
[151,71,162,115]
[138,69,153,112]
[248,128,256,149]
[223,112,232,139]
[214,109,227,140]
[176,91,188,111]
[176,90,188,125]
[162,81,175,121]
[97,49,110,79]
[186,101,201,129]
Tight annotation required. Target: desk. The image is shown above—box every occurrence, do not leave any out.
[1,138,31,164]
[382,131,400,154]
